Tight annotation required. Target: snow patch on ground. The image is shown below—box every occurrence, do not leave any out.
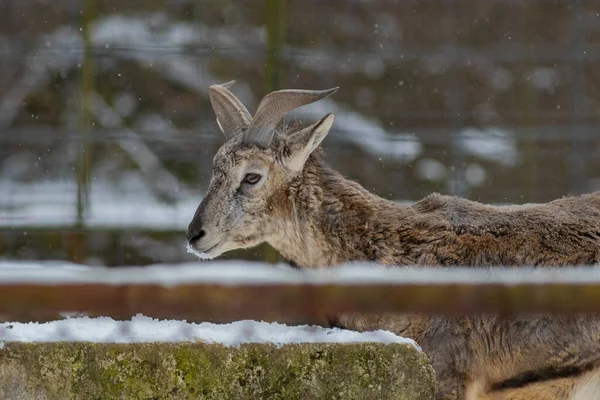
[0,314,418,348]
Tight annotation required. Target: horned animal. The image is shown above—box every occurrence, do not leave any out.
[187,81,600,400]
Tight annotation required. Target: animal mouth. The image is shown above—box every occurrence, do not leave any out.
[186,242,220,260]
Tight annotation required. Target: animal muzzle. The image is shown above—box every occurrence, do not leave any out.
[186,218,205,246]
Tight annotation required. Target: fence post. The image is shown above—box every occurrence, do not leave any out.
[570,0,587,195]
[68,0,96,264]
[262,0,287,264]
[265,0,286,93]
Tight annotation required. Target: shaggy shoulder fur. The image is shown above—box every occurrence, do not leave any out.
[272,149,600,269]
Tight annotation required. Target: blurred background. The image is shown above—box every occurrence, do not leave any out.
[0,0,599,267]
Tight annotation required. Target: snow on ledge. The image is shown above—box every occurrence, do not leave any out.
[0,315,419,349]
[0,260,600,286]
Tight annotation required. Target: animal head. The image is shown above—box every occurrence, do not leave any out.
[186,81,338,259]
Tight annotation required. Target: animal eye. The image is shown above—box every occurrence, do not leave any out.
[243,173,261,185]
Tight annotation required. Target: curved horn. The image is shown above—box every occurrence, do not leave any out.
[208,81,252,139]
[243,87,339,148]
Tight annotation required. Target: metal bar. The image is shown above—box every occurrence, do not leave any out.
[4,43,600,63]
[446,0,466,197]
[2,266,600,321]
[569,0,588,195]
[1,282,600,323]
[3,122,600,144]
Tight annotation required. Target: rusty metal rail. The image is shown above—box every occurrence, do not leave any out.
[1,261,600,322]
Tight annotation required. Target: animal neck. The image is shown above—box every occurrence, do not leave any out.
[267,152,422,268]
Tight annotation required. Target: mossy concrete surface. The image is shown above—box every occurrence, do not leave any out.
[0,341,434,400]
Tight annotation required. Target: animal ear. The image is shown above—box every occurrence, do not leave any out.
[285,113,335,172]
[208,81,252,139]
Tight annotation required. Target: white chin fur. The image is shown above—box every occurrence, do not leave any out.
[186,243,216,260]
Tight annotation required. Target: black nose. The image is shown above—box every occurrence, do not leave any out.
[187,228,205,244]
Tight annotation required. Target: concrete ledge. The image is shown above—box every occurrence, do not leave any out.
[0,341,434,399]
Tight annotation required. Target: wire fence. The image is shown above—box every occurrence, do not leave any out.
[0,1,599,266]
[0,2,598,266]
